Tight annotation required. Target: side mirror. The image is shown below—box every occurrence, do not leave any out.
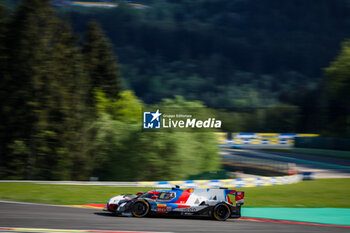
[151,195,158,199]
[136,192,143,196]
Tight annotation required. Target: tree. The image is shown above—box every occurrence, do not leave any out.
[324,39,350,137]
[0,3,7,178]
[0,4,5,66]
[0,0,91,179]
[1,0,59,178]
[95,89,142,123]
[83,21,121,104]
[43,21,90,180]
[88,94,220,181]
[263,104,300,132]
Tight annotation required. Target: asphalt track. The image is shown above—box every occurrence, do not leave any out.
[252,149,350,167]
[225,148,350,176]
[0,202,349,233]
[229,149,350,168]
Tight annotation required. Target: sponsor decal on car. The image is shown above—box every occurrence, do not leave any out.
[156,204,168,213]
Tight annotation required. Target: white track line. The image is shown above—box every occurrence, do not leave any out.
[0,227,174,233]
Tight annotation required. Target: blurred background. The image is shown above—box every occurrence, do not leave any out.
[0,0,349,182]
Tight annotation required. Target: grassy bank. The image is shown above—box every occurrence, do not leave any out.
[0,179,349,207]
[243,178,350,207]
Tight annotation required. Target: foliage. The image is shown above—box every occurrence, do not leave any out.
[88,94,219,181]
[83,21,121,101]
[95,89,142,123]
[1,0,73,179]
[0,0,221,181]
[325,40,350,102]
[324,39,350,137]
[58,0,350,110]
[0,0,106,180]
[51,0,350,136]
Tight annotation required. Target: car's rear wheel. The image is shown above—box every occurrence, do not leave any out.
[131,200,150,217]
[212,203,231,221]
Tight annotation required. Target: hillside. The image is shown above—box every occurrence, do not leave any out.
[3,0,350,109]
[66,0,350,108]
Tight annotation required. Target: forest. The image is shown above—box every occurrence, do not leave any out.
[62,0,350,135]
[0,0,349,180]
[0,0,219,180]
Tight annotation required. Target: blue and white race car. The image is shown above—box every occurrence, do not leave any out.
[106,187,244,221]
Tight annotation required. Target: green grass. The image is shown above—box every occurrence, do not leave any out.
[243,179,350,207]
[0,179,349,207]
[0,183,153,205]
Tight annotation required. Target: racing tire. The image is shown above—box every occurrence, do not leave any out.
[131,200,150,217]
[212,203,231,221]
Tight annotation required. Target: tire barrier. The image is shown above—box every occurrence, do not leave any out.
[137,174,303,188]
[215,132,319,145]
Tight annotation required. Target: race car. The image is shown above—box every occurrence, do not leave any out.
[105,187,244,221]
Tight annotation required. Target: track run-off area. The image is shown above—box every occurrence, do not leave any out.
[1,149,349,232]
[0,201,349,233]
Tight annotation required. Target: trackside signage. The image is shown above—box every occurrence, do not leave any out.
[142,108,222,131]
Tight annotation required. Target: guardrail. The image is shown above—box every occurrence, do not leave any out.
[0,174,303,188]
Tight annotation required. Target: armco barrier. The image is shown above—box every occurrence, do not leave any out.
[0,174,303,188]
[137,174,303,188]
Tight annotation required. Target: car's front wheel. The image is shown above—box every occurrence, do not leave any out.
[131,200,150,217]
[212,203,231,221]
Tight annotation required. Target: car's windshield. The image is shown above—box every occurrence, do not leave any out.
[140,193,158,199]
[140,192,175,201]
[158,192,175,200]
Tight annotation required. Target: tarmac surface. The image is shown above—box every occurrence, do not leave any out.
[224,148,350,178]
[251,149,350,167]
[0,202,349,233]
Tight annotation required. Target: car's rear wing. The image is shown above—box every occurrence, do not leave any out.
[235,191,244,205]
[226,189,244,205]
